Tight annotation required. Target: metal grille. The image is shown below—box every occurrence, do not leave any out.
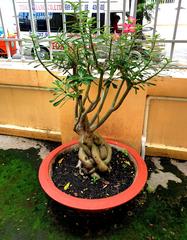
[160,0,175,4]
[0,0,186,66]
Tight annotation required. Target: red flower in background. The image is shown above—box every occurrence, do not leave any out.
[118,17,136,33]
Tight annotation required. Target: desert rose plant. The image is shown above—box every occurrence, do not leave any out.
[32,3,169,179]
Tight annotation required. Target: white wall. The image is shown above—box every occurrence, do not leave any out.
[0,0,16,33]
[156,0,187,26]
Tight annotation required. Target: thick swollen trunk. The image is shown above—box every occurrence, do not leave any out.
[74,116,112,178]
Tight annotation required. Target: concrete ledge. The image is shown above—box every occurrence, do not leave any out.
[0,124,61,142]
[146,144,187,160]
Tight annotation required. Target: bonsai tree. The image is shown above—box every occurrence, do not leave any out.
[32,3,169,179]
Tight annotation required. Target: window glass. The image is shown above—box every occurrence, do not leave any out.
[18,12,105,33]
[19,12,31,31]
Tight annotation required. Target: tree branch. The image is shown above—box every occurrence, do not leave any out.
[32,37,66,93]
[90,85,110,126]
[82,71,104,117]
[82,82,92,106]
[88,26,100,71]
[134,58,169,85]
[91,83,132,132]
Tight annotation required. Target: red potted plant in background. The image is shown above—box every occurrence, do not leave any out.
[32,3,169,212]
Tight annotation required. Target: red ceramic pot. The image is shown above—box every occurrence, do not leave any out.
[38,139,147,212]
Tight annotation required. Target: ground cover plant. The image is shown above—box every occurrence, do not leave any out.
[0,144,186,239]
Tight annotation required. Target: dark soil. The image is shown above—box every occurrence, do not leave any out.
[52,147,136,199]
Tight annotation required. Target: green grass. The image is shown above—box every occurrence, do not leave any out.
[0,148,186,240]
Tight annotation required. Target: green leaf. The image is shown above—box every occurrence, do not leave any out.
[146,82,156,86]
[123,149,129,157]
[133,86,139,94]
[33,64,41,68]
[53,98,64,107]
[139,85,145,91]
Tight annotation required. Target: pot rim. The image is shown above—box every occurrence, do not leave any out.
[38,139,147,211]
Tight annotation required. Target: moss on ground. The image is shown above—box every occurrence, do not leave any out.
[0,148,186,240]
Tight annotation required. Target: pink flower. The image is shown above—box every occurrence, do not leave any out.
[128,16,136,25]
[118,16,136,34]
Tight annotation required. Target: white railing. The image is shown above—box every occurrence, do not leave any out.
[0,0,186,66]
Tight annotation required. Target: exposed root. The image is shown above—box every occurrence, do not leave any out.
[103,144,112,164]
[78,133,112,177]
[99,145,108,160]
[80,143,92,156]
[78,147,94,170]
[91,143,108,172]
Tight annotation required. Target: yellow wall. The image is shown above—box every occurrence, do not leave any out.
[0,68,62,141]
[0,67,146,151]
[0,67,187,159]
[145,76,187,159]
